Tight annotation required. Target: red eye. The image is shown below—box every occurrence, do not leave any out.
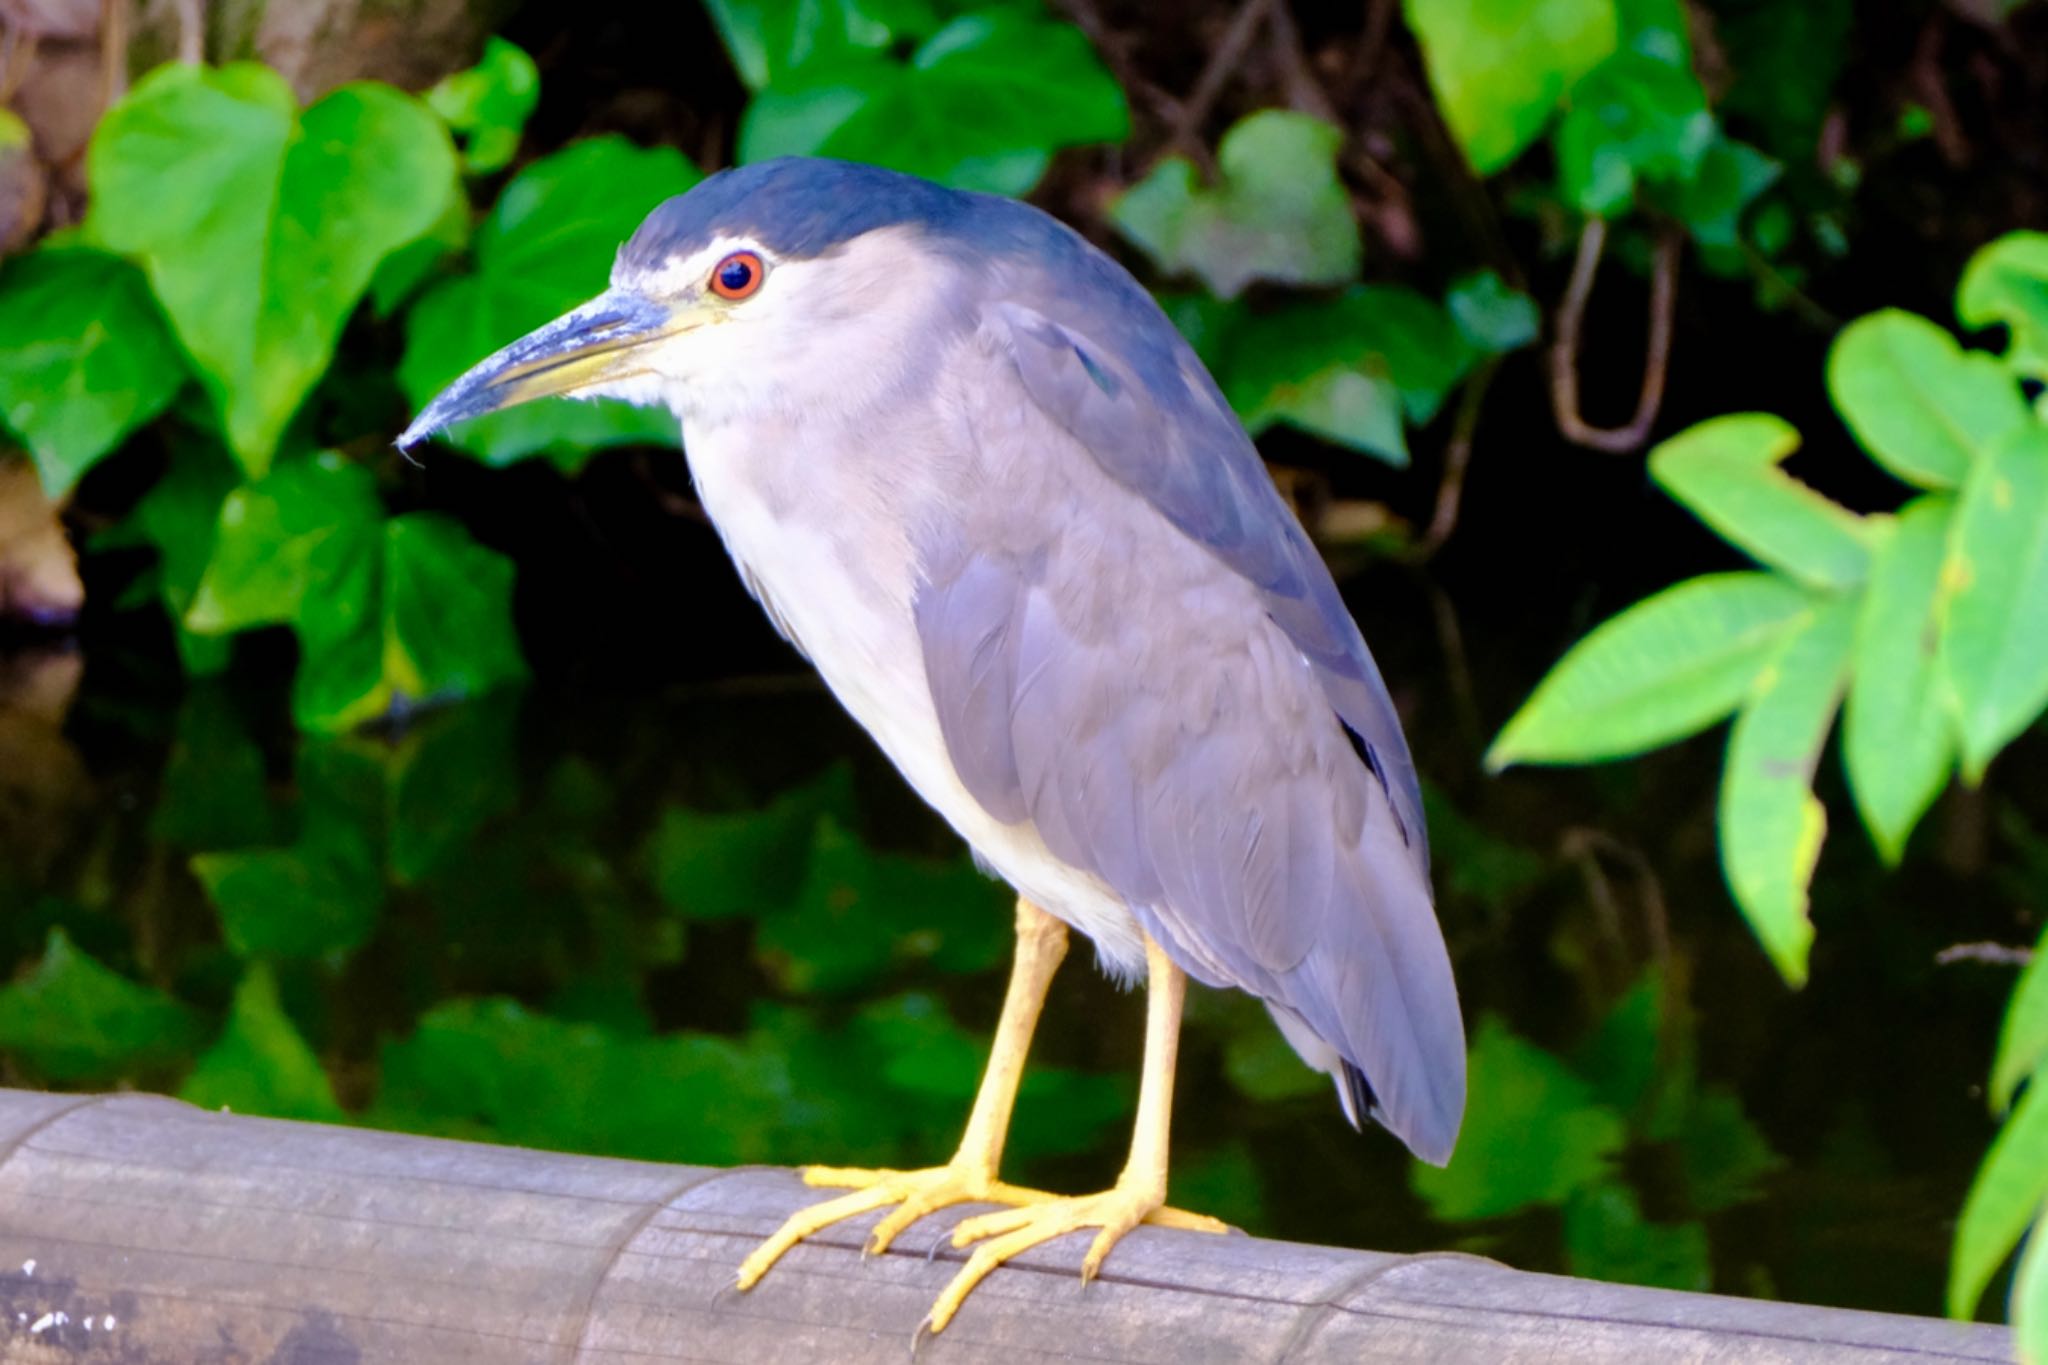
[710,250,764,300]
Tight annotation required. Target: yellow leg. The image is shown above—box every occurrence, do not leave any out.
[735,899,1070,1291]
[923,934,1229,1334]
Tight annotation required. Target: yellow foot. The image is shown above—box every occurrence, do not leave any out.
[734,1163,1057,1291]
[925,1186,1229,1334]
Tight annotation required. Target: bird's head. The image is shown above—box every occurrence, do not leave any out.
[398,157,976,450]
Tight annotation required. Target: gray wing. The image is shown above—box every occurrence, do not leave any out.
[910,269,1464,1163]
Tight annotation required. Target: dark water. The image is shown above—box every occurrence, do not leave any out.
[2,474,2031,1322]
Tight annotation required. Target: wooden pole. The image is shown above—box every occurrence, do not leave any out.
[0,1089,2013,1362]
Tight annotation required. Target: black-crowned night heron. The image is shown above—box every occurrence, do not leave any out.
[401,157,1465,1333]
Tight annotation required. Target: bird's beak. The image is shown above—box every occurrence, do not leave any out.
[397,289,684,450]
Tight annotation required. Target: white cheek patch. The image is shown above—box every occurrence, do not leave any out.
[615,234,770,298]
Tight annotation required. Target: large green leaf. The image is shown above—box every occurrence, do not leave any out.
[2016,1207,2047,1365]
[184,452,382,636]
[1488,573,1816,768]
[705,0,941,91]
[1843,499,1957,863]
[1939,425,2048,781]
[0,247,187,495]
[1410,1015,1627,1221]
[1991,923,2048,1113]
[192,827,382,960]
[1648,414,1871,590]
[1403,0,1620,174]
[1718,592,1857,986]
[737,9,1127,195]
[86,64,456,474]
[1949,1081,2048,1319]
[1826,309,2031,491]
[1956,230,2048,381]
[399,136,699,470]
[0,928,203,1083]
[178,963,344,1122]
[1111,111,1360,299]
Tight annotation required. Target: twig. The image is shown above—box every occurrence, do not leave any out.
[1264,0,1336,125]
[1549,218,1680,454]
[175,0,204,64]
[1162,0,1274,154]
[1560,826,1674,981]
[99,0,128,105]
[1934,942,2036,968]
[1410,356,1500,561]
[1052,0,1187,131]
[1342,0,1398,96]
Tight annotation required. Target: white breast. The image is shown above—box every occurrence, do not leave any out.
[680,417,1148,977]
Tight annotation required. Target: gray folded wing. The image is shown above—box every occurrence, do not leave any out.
[908,257,1465,1162]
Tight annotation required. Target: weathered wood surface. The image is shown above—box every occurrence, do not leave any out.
[0,1088,2012,1363]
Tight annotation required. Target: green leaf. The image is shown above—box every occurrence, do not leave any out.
[1843,499,1957,863]
[1826,309,2031,491]
[295,513,528,732]
[1949,1080,2048,1318]
[192,825,382,961]
[1488,573,1817,768]
[86,64,457,474]
[100,436,240,673]
[1991,923,2048,1112]
[178,963,343,1122]
[184,452,382,637]
[1447,270,1540,354]
[426,36,541,174]
[1956,230,2048,381]
[1110,111,1360,299]
[1649,414,1871,590]
[1718,591,1857,986]
[0,928,204,1083]
[1939,425,2048,781]
[1564,1182,1710,1291]
[1410,1015,1627,1221]
[737,9,1127,195]
[399,136,700,470]
[1220,288,1472,463]
[1403,0,1620,174]
[705,0,941,91]
[1669,136,1781,250]
[755,816,1010,993]
[1554,49,1713,217]
[0,247,187,495]
[645,765,857,921]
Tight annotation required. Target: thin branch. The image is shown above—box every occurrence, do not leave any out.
[99,0,129,105]
[1934,941,2036,968]
[1051,0,1187,131]
[1410,355,1500,562]
[1162,0,1274,154]
[1263,0,1335,125]
[175,0,204,64]
[1549,217,1680,454]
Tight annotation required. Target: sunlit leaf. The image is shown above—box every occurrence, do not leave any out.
[426,36,541,173]
[1991,923,2048,1113]
[737,9,1127,195]
[86,64,456,473]
[1648,414,1871,590]
[1939,425,2048,782]
[399,136,700,470]
[1956,230,2048,381]
[1403,0,1619,174]
[1843,499,1957,863]
[2015,1205,2047,1365]
[1949,1080,2048,1319]
[1488,573,1816,769]
[184,452,381,636]
[0,928,203,1083]
[1410,1015,1627,1221]
[178,963,343,1122]
[1826,309,2031,491]
[1564,1181,1710,1291]
[1111,111,1360,299]
[1719,592,1857,986]
[0,247,186,495]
